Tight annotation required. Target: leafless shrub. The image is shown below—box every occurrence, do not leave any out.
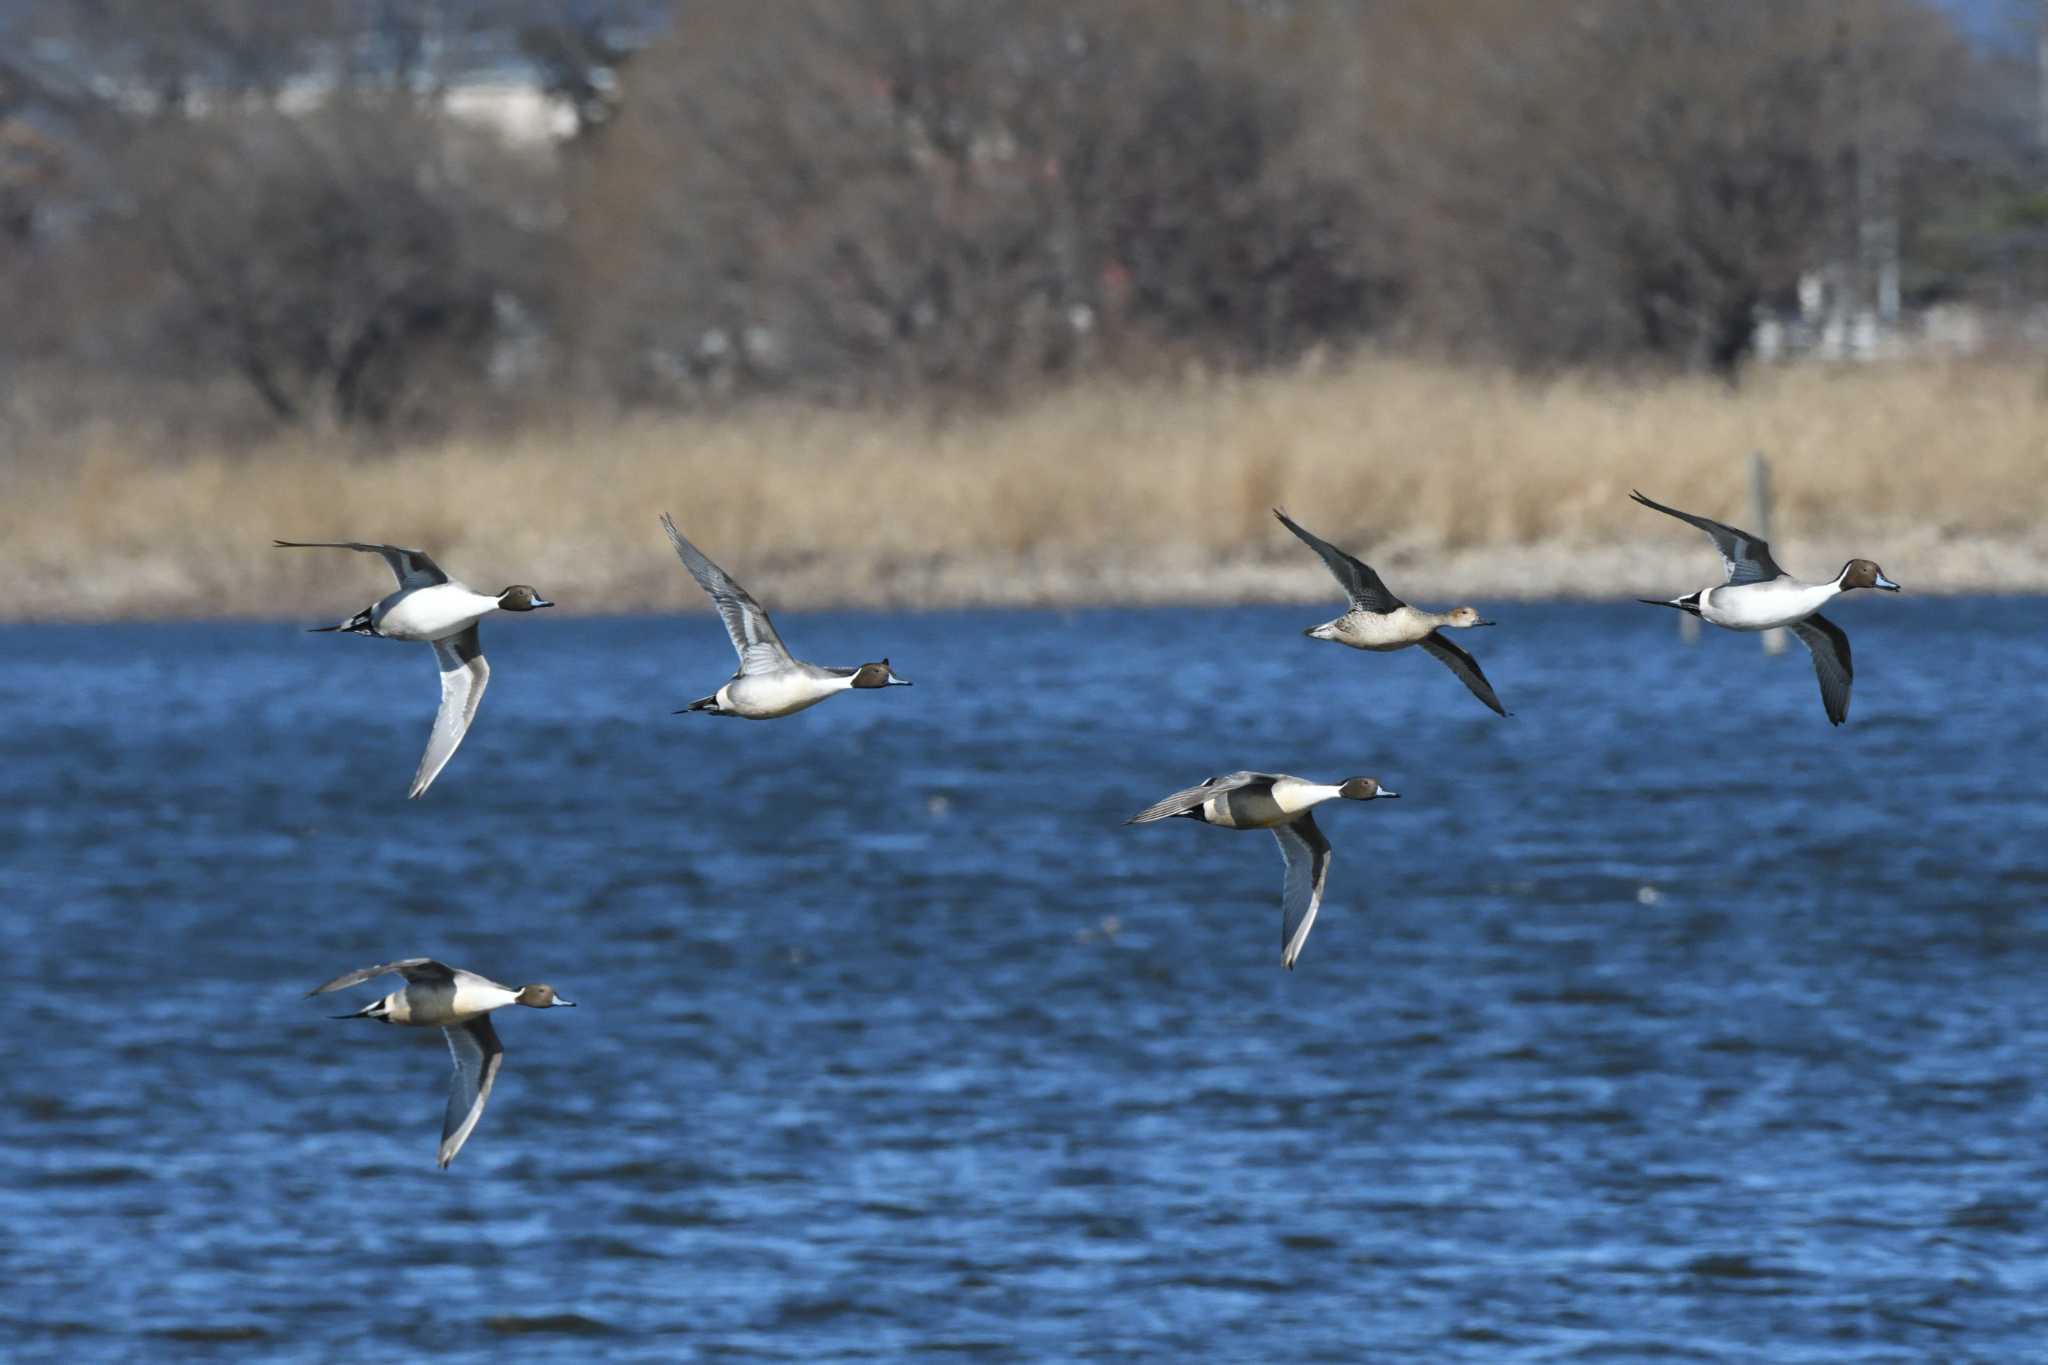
[1360,0,1979,376]
[117,101,551,430]
[562,1,1388,405]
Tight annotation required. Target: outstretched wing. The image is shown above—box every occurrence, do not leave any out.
[1628,491,1783,586]
[1124,770,1269,825]
[1790,612,1854,726]
[411,627,489,799]
[659,515,793,676]
[306,958,459,996]
[1418,632,1510,716]
[439,1015,505,1169]
[274,540,449,590]
[1275,815,1333,971]
[1273,509,1403,612]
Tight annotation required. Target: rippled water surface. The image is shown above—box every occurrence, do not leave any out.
[5,600,2048,1361]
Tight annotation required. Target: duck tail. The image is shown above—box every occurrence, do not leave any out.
[309,607,377,635]
[674,694,721,715]
[1637,592,1703,617]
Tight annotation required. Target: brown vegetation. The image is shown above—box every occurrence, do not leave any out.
[3,4,2044,619]
[7,356,2045,621]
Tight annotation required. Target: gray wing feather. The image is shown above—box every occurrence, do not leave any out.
[411,627,489,799]
[1125,771,1270,825]
[306,958,457,996]
[1629,491,1783,586]
[439,1016,504,1169]
[659,515,794,675]
[1274,509,1404,613]
[1790,612,1854,726]
[273,540,449,589]
[1275,816,1333,971]
[1418,631,1510,716]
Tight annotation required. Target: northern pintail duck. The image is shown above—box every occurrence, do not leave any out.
[660,514,910,718]
[1631,490,1899,726]
[1126,771,1399,970]
[1274,509,1509,716]
[308,958,574,1169]
[275,540,552,797]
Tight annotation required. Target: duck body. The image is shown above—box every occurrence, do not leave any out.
[308,958,574,1169]
[1126,771,1399,970]
[363,971,523,1027]
[704,664,869,719]
[274,540,552,797]
[1190,776,1349,829]
[372,582,507,642]
[661,514,911,720]
[1273,509,1510,716]
[1630,490,1899,726]
[1312,604,1461,652]
[1691,577,1841,632]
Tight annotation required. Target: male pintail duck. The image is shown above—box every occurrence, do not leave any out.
[1630,490,1899,726]
[1274,509,1509,716]
[660,514,910,718]
[274,540,552,797]
[1126,771,1399,970]
[308,958,574,1169]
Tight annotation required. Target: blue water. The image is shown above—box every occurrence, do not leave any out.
[4,600,2047,1361]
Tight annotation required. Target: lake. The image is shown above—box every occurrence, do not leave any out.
[4,599,2046,1361]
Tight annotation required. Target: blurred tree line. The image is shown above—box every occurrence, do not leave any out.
[0,0,2036,436]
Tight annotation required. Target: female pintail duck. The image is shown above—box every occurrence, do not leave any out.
[660,514,910,719]
[308,958,574,1169]
[1630,490,1900,726]
[1274,509,1509,717]
[1126,771,1399,970]
[275,540,552,797]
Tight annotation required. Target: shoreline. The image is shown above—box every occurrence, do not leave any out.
[11,356,2047,621]
[8,529,2044,623]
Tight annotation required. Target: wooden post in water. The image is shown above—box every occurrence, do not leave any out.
[1751,451,1785,655]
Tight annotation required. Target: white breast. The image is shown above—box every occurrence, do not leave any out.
[721,671,845,719]
[1700,579,1835,631]
[374,584,499,642]
[447,977,518,1020]
[1335,607,1436,650]
[1267,778,1339,816]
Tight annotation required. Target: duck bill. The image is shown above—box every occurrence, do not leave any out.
[1874,575,1901,592]
[887,676,913,686]
[531,598,556,609]
[552,997,577,1007]
[1376,789,1400,800]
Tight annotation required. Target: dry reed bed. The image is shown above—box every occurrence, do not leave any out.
[6,357,2046,620]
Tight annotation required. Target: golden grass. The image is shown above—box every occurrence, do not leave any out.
[7,355,2047,618]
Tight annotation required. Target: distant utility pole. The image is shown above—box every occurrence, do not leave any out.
[1751,452,1785,656]
[2040,0,2048,151]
